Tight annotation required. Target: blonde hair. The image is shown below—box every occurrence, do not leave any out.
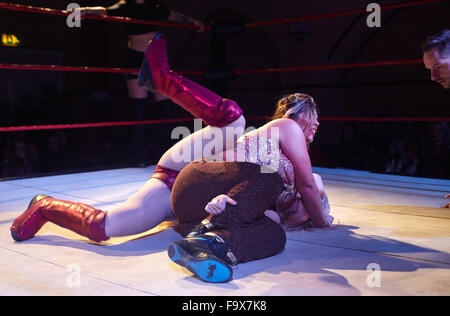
[271,93,318,123]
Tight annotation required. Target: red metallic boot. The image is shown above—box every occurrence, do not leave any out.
[138,32,243,128]
[10,195,109,243]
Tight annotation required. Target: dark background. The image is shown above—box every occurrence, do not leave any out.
[0,0,449,179]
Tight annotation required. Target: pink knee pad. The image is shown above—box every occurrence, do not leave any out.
[150,165,180,191]
[210,98,243,128]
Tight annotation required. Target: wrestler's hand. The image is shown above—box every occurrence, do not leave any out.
[74,7,107,19]
[300,219,337,230]
[194,20,205,35]
[441,194,450,208]
[205,194,237,215]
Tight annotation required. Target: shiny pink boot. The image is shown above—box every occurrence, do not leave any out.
[138,32,243,128]
[10,195,109,243]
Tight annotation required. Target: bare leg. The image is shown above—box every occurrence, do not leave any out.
[126,78,169,103]
[153,90,169,102]
[104,33,246,237]
[104,115,245,238]
[105,178,171,237]
[127,79,148,99]
[158,115,246,171]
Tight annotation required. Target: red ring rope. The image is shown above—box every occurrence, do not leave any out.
[245,0,444,28]
[0,118,193,133]
[0,1,436,76]
[0,1,446,133]
[1,117,448,133]
[0,63,203,76]
[0,2,201,30]
[234,59,423,75]
[0,0,444,30]
[0,58,423,76]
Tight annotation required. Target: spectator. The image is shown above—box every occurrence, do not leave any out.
[385,141,419,176]
[40,83,65,124]
[400,142,420,176]
[384,136,405,175]
[14,93,42,126]
[38,132,73,173]
[1,136,33,178]
[419,122,450,179]
[77,0,204,166]
[335,123,363,170]
[422,29,450,89]
[0,137,10,178]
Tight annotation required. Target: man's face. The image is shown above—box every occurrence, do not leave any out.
[423,48,450,89]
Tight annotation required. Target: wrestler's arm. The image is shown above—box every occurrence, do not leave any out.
[76,1,125,17]
[168,10,198,23]
[167,10,204,32]
[277,119,329,228]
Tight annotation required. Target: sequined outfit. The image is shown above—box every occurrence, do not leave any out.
[234,135,297,205]
[234,135,333,230]
[170,135,334,264]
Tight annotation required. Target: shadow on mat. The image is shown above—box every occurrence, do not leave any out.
[11,222,449,293]
[16,221,180,257]
[231,224,450,293]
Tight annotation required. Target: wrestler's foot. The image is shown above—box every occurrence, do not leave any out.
[168,234,233,283]
[186,219,213,238]
[137,30,243,128]
[11,195,109,243]
[10,195,52,242]
[138,32,166,91]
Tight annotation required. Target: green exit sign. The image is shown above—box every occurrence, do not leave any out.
[2,33,21,47]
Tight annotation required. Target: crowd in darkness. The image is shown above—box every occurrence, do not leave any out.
[0,82,176,179]
[314,121,450,179]
[1,84,449,180]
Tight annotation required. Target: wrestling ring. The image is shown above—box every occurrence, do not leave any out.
[0,0,449,297]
